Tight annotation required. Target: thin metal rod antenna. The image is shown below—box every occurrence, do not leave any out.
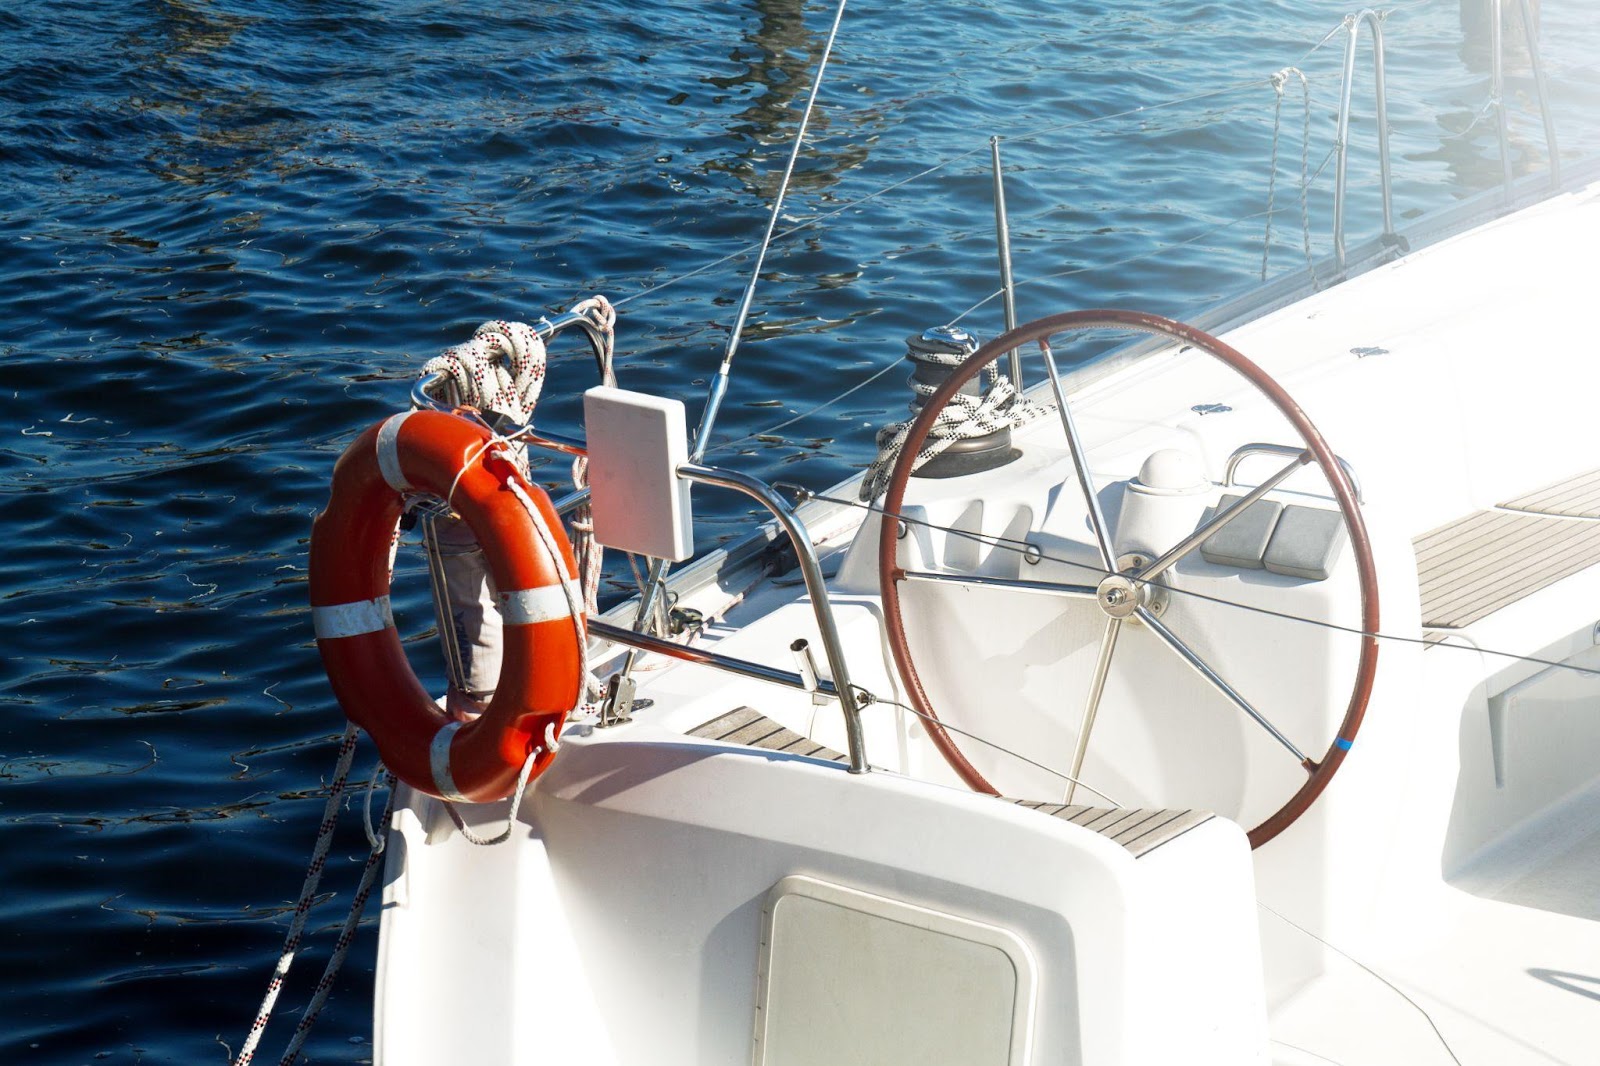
[990,136,1024,390]
[615,0,851,697]
[690,0,851,464]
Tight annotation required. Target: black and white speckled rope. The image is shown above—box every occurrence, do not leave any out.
[276,773,397,1066]
[233,725,361,1066]
[858,349,1051,502]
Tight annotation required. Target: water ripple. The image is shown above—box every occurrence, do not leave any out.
[4,0,1599,1061]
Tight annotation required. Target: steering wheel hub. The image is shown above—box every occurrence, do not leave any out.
[1095,574,1141,618]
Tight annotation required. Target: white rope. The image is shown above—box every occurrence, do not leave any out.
[438,466,595,847]
[506,473,593,700]
[858,352,1051,502]
[562,296,618,623]
[234,724,361,1066]
[362,762,388,850]
[421,320,548,426]
[442,432,501,514]
[441,744,540,847]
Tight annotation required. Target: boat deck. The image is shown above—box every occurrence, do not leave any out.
[1415,467,1600,632]
[1273,783,1600,1066]
[691,708,1213,858]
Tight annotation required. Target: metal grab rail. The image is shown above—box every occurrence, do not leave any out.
[1333,10,1396,274]
[1490,0,1561,200]
[1224,442,1365,505]
[519,428,869,772]
[407,378,870,772]
[672,462,868,773]
[1332,3,1562,268]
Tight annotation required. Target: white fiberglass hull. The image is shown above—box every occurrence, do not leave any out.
[373,177,1600,1066]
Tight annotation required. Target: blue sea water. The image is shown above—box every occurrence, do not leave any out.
[4,1,1598,1062]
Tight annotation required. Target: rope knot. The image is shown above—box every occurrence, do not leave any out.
[483,446,522,484]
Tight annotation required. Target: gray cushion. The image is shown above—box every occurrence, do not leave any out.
[1264,504,1347,580]
[1198,494,1284,570]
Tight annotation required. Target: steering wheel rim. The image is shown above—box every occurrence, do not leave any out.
[876,309,1379,850]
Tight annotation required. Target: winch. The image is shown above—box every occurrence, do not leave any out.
[903,325,1020,478]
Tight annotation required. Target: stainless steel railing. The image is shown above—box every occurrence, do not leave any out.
[1489,0,1560,201]
[406,380,870,773]
[1333,10,1396,274]
[1332,3,1561,272]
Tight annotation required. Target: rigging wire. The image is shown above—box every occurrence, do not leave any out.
[801,489,1600,682]
[858,689,1125,807]
[948,207,1280,327]
[1259,902,1466,1066]
[706,356,904,455]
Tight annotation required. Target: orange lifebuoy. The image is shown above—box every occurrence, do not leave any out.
[309,409,583,803]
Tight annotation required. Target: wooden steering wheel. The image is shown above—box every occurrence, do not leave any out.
[876,310,1379,849]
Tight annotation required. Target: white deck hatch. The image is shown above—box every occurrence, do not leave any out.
[754,876,1037,1066]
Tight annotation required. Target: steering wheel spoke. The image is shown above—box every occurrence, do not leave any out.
[898,569,1099,601]
[1065,617,1123,804]
[1040,339,1118,573]
[1135,607,1311,766]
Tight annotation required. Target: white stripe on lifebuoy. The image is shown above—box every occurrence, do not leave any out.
[498,581,581,625]
[312,596,394,639]
[376,412,414,492]
[429,720,470,803]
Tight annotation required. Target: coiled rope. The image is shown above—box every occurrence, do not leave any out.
[858,352,1050,502]
[420,300,616,636]
[421,320,550,428]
